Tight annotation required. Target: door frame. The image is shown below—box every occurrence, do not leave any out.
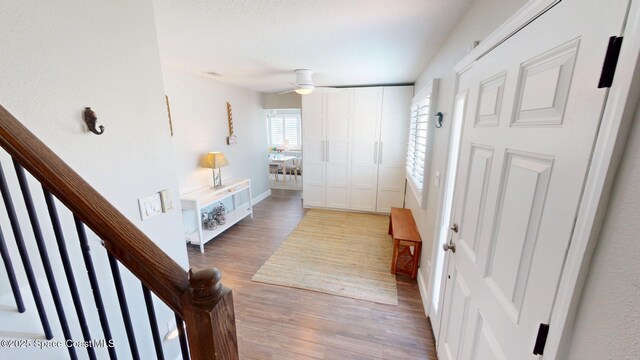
[427,0,640,357]
[427,86,469,341]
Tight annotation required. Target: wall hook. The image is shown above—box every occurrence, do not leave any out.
[83,107,105,135]
[435,112,444,128]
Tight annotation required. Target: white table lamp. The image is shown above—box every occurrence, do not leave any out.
[201,152,229,188]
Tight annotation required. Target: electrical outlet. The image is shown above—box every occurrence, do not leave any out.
[138,193,162,221]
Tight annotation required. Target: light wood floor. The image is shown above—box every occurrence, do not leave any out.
[187,189,438,360]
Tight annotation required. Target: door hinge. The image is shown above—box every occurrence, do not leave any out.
[533,323,550,355]
[598,36,623,88]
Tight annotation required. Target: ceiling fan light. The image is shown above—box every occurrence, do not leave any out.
[295,88,313,95]
[294,83,314,95]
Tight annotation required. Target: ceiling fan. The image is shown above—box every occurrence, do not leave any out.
[278,69,340,95]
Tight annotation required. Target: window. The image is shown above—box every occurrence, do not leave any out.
[406,79,439,208]
[266,109,302,150]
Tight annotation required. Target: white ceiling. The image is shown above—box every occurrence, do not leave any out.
[152,0,472,93]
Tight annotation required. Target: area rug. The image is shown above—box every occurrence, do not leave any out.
[251,209,398,305]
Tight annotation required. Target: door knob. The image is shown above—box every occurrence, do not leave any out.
[450,223,459,233]
[443,240,456,253]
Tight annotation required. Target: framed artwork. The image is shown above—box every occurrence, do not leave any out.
[165,95,174,136]
[226,102,236,145]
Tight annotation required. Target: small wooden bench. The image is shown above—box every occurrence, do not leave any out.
[389,207,422,279]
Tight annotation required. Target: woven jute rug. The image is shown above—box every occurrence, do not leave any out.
[251,209,398,305]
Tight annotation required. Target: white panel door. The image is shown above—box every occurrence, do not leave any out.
[302,93,326,207]
[350,87,382,211]
[325,90,353,209]
[438,1,629,359]
[376,86,413,213]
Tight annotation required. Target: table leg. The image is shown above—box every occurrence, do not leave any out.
[391,238,398,274]
[196,207,205,254]
[248,184,254,219]
[282,160,287,184]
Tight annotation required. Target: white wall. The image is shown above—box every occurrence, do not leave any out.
[566,101,640,360]
[0,1,185,358]
[162,66,270,199]
[405,0,528,302]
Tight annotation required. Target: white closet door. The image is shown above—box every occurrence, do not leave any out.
[302,93,326,207]
[350,87,383,211]
[376,86,413,213]
[325,90,353,209]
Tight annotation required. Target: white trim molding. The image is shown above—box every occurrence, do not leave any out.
[252,189,271,205]
[454,0,561,73]
[417,261,431,317]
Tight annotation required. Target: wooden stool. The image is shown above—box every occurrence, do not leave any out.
[389,207,422,279]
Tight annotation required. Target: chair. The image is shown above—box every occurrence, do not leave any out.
[286,156,302,182]
[269,163,281,181]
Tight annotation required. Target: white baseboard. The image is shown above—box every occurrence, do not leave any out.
[417,261,431,318]
[253,189,271,204]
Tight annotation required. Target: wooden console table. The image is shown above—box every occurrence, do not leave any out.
[181,178,253,253]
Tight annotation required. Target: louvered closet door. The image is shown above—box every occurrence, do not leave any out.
[438,0,629,359]
[302,93,326,207]
[325,90,353,209]
[376,86,413,213]
[350,87,382,212]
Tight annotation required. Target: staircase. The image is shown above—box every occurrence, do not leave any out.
[0,104,238,359]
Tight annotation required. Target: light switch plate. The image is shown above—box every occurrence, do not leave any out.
[159,189,173,212]
[435,171,441,188]
[138,193,162,221]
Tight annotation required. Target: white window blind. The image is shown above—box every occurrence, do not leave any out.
[406,98,430,188]
[283,117,300,148]
[270,117,284,146]
[267,110,302,150]
[406,79,439,208]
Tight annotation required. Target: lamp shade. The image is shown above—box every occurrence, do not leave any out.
[201,152,229,169]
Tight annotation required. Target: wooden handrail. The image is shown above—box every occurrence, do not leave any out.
[0,104,239,359]
[0,104,189,313]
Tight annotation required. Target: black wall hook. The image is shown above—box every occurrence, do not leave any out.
[435,112,444,128]
[83,107,105,135]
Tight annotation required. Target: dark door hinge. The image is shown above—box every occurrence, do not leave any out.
[533,323,550,355]
[598,36,623,88]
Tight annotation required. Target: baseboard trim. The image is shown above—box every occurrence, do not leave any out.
[253,189,271,204]
[302,204,390,215]
[417,262,430,318]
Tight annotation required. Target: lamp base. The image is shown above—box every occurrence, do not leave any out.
[211,168,224,189]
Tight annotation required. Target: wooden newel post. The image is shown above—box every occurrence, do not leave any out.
[182,268,239,360]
